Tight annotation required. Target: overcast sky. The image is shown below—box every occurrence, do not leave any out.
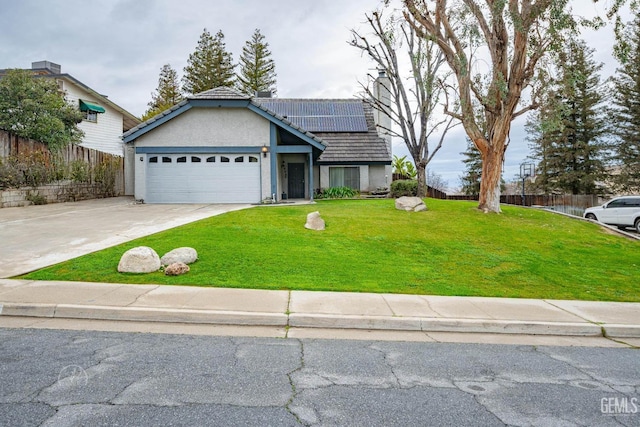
[0,0,631,191]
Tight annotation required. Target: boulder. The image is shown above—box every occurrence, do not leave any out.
[164,262,190,276]
[304,211,325,231]
[161,247,198,265]
[117,246,161,273]
[395,196,428,212]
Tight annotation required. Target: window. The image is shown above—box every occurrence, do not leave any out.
[177,156,187,163]
[191,156,201,163]
[234,156,244,163]
[221,156,230,163]
[162,156,172,163]
[82,110,98,123]
[149,156,158,163]
[249,156,258,163]
[78,99,104,123]
[329,167,360,190]
[206,156,216,163]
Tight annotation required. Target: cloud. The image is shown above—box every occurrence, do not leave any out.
[0,0,627,188]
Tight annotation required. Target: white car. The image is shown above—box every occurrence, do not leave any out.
[584,196,640,232]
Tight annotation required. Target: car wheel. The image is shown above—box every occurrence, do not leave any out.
[635,218,640,233]
[585,213,597,221]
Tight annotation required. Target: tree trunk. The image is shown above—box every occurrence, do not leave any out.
[416,161,427,197]
[477,145,504,213]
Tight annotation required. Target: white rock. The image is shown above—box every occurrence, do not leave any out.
[305,211,325,231]
[161,247,198,265]
[117,246,161,273]
[395,196,428,212]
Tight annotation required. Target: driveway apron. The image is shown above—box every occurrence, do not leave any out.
[0,197,250,278]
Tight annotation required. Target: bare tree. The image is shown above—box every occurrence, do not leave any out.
[351,8,457,198]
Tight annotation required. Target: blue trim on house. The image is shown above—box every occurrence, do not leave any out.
[124,104,192,143]
[135,146,264,154]
[309,152,315,202]
[270,123,278,199]
[274,145,312,154]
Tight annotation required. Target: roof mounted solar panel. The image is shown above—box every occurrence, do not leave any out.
[257,100,369,132]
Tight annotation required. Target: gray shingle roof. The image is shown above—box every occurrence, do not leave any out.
[314,102,391,164]
[252,98,391,164]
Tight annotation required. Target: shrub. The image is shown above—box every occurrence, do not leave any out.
[315,186,359,199]
[26,191,47,205]
[70,160,91,183]
[0,158,25,189]
[390,180,417,197]
[94,158,120,196]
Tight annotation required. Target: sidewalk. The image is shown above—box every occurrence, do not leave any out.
[1,279,639,341]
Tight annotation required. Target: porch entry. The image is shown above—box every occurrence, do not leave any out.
[288,163,305,198]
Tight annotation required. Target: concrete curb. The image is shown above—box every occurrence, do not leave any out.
[289,314,605,336]
[3,302,639,338]
[0,303,288,327]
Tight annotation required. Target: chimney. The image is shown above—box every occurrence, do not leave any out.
[373,69,392,155]
[31,60,61,74]
[256,90,273,98]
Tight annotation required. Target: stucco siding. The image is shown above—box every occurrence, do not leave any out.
[134,108,270,148]
[64,81,125,156]
[369,165,391,190]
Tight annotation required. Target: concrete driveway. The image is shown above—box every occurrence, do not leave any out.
[0,197,251,278]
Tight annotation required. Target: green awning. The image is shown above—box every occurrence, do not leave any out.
[79,99,105,113]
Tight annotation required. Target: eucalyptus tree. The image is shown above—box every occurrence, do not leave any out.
[402,0,631,212]
[351,7,457,198]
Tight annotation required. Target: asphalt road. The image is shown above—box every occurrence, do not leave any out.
[1,328,638,426]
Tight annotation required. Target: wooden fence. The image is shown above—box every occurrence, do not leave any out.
[0,130,125,205]
[391,175,602,215]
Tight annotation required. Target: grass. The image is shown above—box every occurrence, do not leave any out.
[20,199,640,302]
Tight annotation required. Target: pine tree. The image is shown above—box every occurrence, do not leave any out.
[527,39,609,195]
[142,64,183,121]
[459,139,482,196]
[182,29,235,95]
[611,17,640,193]
[237,28,277,95]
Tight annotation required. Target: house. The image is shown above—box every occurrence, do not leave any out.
[122,77,392,203]
[0,61,140,156]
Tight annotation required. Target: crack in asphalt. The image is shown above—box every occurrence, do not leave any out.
[284,339,308,426]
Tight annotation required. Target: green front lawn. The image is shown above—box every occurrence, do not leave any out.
[20,199,639,301]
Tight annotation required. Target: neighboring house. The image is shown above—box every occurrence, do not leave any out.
[0,61,140,156]
[122,79,392,203]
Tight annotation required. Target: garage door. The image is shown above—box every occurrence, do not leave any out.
[146,154,261,203]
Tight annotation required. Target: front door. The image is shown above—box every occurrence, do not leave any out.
[288,163,305,199]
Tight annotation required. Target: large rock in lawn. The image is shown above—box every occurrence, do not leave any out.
[161,247,198,265]
[117,246,161,273]
[395,196,427,212]
[164,262,190,276]
[305,211,325,231]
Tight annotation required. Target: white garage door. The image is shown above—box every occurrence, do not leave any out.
[146,154,261,203]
